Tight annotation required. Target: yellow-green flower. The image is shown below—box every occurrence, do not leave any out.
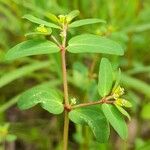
[115,98,132,108]
[112,86,124,99]
[36,24,48,33]
[70,98,77,105]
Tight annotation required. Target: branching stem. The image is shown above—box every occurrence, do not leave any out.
[70,95,114,109]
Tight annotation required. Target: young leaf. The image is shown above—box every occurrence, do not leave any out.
[45,12,60,23]
[102,104,128,140]
[67,34,124,55]
[122,99,132,108]
[23,14,60,29]
[69,18,106,28]
[69,106,110,142]
[98,58,113,97]
[5,39,60,60]
[112,68,121,92]
[17,83,64,114]
[66,10,80,22]
[114,104,131,120]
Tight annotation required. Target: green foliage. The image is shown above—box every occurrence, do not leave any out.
[69,18,106,28]
[98,58,113,97]
[66,10,80,23]
[114,104,131,120]
[102,104,128,140]
[45,12,60,23]
[23,14,60,29]
[18,83,64,114]
[69,106,110,142]
[0,4,138,149]
[5,39,59,60]
[67,34,124,55]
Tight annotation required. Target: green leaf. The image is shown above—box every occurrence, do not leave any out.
[0,81,61,113]
[123,100,132,108]
[102,104,128,140]
[112,68,121,92]
[66,10,80,22]
[17,83,64,114]
[69,106,110,142]
[23,14,60,29]
[5,39,60,60]
[45,12,59,23]
[114,104,131,120]
[114,98,132,108]
[98,58,113,97]
[69,18,106,28]
[67,34,124,55]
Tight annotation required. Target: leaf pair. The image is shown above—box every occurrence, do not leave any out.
[98,58,128,139]
[5,34,124,60]
[69,58,128,142]
[23,11,105,29]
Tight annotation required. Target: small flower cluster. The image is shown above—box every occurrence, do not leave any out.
[36,24,48,33]
[112,86,132,108]
[70,98,77,105]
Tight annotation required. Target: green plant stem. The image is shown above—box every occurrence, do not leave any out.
[72,96,114,110]
[61,24,69,150]
[50,35,61,47]
[61,50,69,105]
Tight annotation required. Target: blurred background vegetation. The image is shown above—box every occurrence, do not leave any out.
[0,0,150,150]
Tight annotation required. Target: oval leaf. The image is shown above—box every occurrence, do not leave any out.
[69,106,110,142]
[67,34,124,55]
[23,14,60,29]
[102,104,128,140]
[17,84,64,114]
[66,10,80,22]
[5,39,60,60]
[45,12,60,23]
[98,58,113,97]
[114,104,131,120]
[69,18,106,28]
